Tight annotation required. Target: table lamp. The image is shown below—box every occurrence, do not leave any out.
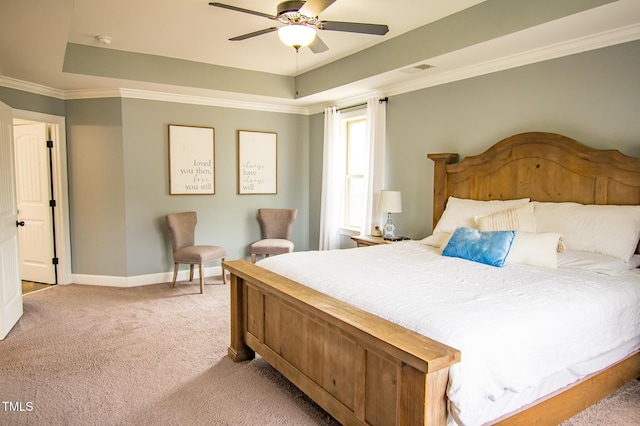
[377,190,402,239]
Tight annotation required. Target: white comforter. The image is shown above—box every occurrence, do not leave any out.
[257,241,640,425]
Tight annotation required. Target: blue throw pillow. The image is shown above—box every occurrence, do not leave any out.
[442,227,516,267]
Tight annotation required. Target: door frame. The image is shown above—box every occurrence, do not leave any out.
[14,109,71,285]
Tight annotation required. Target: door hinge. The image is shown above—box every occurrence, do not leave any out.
[46,140,54,148]
[52,257,59,265]
[49,199,56,208]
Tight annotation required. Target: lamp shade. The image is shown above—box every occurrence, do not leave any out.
[377,190,402,213]
[278,24,316,48]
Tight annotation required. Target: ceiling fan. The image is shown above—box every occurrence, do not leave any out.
[209,0,389,53]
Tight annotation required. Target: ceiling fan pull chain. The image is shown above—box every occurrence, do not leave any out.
[295,48,299,96]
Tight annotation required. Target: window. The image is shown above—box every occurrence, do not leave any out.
[342,113,367,230]
[320,99,386,249]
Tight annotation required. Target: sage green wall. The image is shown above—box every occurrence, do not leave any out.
[65,98,128,276]
[119,98,309,277]
[308,40,640,248]
[64,43,295,99]
[5,89,310,279]
[67,97,310,277]
[0,86,65,116]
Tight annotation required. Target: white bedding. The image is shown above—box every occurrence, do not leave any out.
[257,241,640,426]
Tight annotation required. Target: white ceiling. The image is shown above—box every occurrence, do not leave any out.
[1,0,639,111]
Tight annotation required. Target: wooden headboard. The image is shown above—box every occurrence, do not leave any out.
[428,132,640,231]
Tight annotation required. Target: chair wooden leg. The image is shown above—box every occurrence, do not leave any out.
[199,263,204,294]
[189,264,194,282]
[221,257,227,284]
[171,263,179,288]
[251,253,256,264]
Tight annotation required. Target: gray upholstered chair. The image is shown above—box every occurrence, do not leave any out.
[250,208,297,263]
[166,211,227,294]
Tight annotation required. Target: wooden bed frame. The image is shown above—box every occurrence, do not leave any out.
[223,132,640,425]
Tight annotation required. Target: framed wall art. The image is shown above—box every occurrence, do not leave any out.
[168,124,215,195]
[237,130,277,194]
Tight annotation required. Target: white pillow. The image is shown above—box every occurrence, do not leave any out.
[419,233,451,248]
[533,202,640,262]
[475,203,536,233]
[505,232,563,269]
[558,251,640,276]
[433,197,530,235]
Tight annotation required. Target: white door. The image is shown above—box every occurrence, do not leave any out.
[14,123,56,284]
[0,101,23,340]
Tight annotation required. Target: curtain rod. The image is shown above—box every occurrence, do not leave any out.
[336,97,388,112]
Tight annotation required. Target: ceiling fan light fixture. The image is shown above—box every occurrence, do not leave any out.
[278,24,316,49]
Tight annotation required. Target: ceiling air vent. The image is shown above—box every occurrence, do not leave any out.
[400,64,434,74]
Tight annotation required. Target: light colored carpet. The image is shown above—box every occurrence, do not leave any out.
[1,278,638,425]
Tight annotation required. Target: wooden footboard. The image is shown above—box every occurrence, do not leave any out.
[224,260,461,426]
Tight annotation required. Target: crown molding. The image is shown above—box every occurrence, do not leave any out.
[116,89,310,115]
[0,76,66,99]
[0,78,311,115]
[63,87,311,115]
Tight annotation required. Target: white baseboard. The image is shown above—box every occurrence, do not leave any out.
[71,265,225,288]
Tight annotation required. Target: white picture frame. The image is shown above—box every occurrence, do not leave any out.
[168,124,215,195]
[237,130,277,194]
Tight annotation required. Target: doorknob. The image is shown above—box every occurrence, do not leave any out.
[16,221,25,227]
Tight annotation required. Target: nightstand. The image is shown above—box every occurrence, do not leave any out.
[351,235,390,247]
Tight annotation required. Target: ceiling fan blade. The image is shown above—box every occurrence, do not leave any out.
[308,35,329,53]
[299,0,336,17]
[229,27,278,41]
[322,21,389,36]
[208,2,276,20]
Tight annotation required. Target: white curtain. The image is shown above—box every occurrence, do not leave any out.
[319,106,343,250]
[361,97,387,236]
